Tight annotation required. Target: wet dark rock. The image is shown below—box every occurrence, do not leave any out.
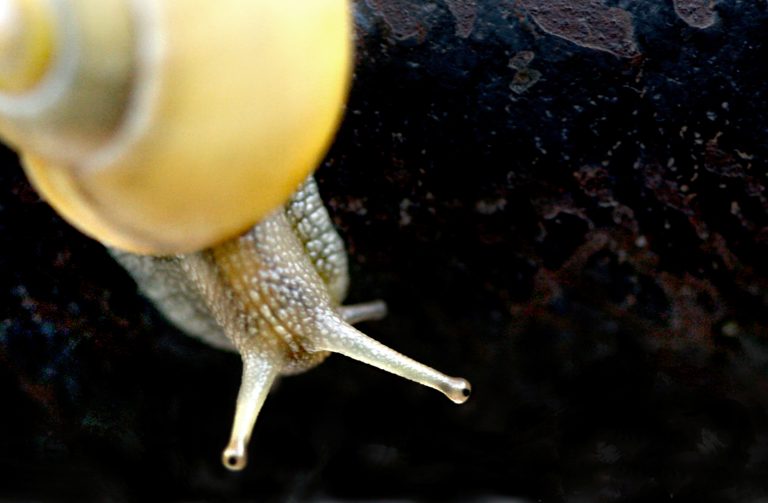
[1,0,767,501]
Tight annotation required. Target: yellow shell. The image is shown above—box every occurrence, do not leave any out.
[0,0,352,254]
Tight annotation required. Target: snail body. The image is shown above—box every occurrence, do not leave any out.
[113,178,471,470]
[0,0,471,471]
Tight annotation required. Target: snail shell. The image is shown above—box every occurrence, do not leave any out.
[0,0,352,254]
[0,0,471,471]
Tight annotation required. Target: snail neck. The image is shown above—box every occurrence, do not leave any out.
[181,210,335,373]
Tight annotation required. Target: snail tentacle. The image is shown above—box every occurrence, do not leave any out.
[222,349,282,472]
[307,315,472,405]
[337,300,388,324]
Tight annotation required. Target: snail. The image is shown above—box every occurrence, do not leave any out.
[0,0,471,471]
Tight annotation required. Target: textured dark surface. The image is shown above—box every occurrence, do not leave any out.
[1,1,767,501]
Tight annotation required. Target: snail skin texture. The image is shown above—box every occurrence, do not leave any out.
[0,0,471,471]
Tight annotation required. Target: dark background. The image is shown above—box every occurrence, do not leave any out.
[1,1,767,501]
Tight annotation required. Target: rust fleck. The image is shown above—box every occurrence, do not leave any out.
[365,0,428,41]
[520,0,639,58]
[443,0,478,38]
[510,68,542,94]
[673,0,720,29]
[508,50,541,94]
[509,50,536,71]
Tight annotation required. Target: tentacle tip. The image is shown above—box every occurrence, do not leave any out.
[369,299,388,320]
[443,377,472,404]
[222,443,248,471]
